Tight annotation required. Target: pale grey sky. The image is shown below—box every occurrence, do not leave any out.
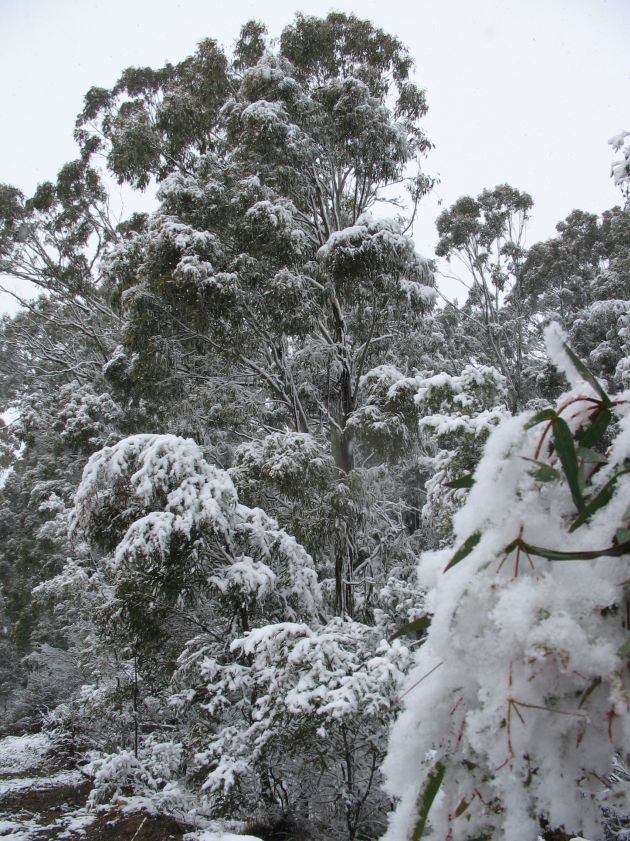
[1,0,629,309]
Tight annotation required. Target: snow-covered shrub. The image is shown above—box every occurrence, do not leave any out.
[610,131,630,199]
[70,434,321,646]
[409,365,507,547]
[383,325,630,841]
[85,737,188,811]
[172,617,411,839]
[45,434,322,774]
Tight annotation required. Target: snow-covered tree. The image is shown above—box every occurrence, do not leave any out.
[435,185,536,413]
[54,433,320,751]
[173,617,410,839]
[610,130,630,204]
[383,327,630,841]
[84,14,436,617]
[522,205,630,395]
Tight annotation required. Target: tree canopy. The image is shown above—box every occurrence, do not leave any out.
[0,12,629,841]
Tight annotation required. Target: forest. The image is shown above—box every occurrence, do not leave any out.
[1,12,630,841]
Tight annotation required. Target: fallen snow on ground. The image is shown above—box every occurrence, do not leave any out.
[0,733,51,775]
[55,812,96,838]
[0,815,42,840]
[0,809,95,841]
[0,769,82,797]
[184,833,263,841]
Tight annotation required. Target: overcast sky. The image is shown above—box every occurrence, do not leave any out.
[1,0,629,310]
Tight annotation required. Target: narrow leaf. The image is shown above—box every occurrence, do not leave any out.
[563,342,611,406]
[454,798,470,818]
[616,528,630,544]
[444,532,481,572]
[522,538,630,561]
[576,409,611,448]
[525,408,556,429]
[389,616,431,642]
[553,417,584,512]
[569,468,630,532]
[445,474,475,490]
[411,762,446,841]
[576,446,607,464]
[522,458,561,482]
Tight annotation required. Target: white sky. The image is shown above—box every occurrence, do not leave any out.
[1,0,629,310]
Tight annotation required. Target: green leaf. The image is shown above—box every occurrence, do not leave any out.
[618,639,630,658]
[576,446,607,464]
[411,762,446,841]
[616,528,630,544]
[576,409,611,449]
[569,469,630,532]
[453,798,470,818]
[563,342,612,406]
[553,417,584,512]
[525,408,556,429]
[444,532,481,572]
[522,538,630,561]
[389,615,431,642]
[445,474,475,490]
[522,458,561,482]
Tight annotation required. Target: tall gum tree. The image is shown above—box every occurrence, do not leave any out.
[85,14,436,615]
[435,185,534,413]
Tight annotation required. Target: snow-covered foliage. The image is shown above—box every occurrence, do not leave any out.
[71,434,321,642]
[610,130,630,195]
[173,617,411,838]
[3,13,630,841]
[230,432,334,501]
[383,326,630,841]
[85,739,187,811]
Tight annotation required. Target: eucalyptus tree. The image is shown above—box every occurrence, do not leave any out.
[521,205,630,393]
[85,13,436,615]
[435,184,535,413]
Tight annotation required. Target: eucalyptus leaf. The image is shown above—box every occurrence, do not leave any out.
[389,615,431,642]
[411,762,446,841]
[569,468,630,532]
[576,447,607,464]
[576,409,611,449]
[445,474,475,490]
[444,532,481,572]
[553,417,584,512]
[525,408,556,429]
[523,538,630,561]
[522,457,561,482]
[563,342,612,406]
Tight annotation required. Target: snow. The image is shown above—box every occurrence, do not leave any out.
[0,734,50,775]
[74,434,237,548]
[55,813,96,838]
[608,130,629,152]
[399,278,437,305]
[184,832,263,841]
[383,336,630,840]
[0,770,83,797]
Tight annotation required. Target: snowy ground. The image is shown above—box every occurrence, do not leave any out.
[0,733,262,841]
[0,733,52,777]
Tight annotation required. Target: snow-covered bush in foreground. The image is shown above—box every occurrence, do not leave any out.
[383,325,630,841]
[49,434,322,769]
[173,618,410,839]
[85,738,189,812]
